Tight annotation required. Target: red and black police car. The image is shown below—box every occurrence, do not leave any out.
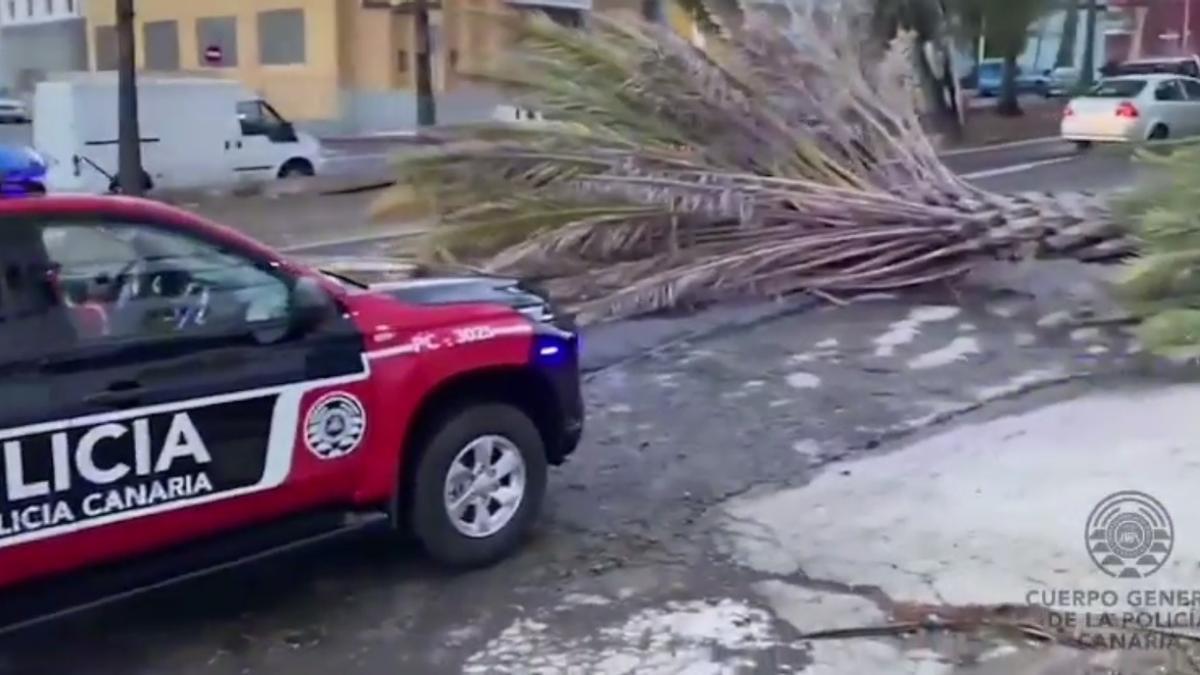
[0,195,582,630]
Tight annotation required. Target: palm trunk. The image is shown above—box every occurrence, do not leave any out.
[1078,0,1098,87]
[1054,1,1079,68]
[115,0,143,195]
[997,51,1022,116]
[414,0,436,127]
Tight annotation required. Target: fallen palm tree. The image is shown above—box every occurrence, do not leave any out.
[375,5,1129,324]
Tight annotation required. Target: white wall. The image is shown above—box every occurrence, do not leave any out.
[0,0,83,26]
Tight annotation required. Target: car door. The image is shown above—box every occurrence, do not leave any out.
[1179,78,1200,135]
[1153,79,1190,135]
[0,210,371,585]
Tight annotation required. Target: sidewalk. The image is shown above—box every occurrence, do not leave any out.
[170,186,430,252]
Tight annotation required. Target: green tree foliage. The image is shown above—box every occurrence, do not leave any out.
[1116,145,1200,359]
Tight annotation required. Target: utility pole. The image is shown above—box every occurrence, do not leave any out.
[115,0,144,195]
[410,0,436,126]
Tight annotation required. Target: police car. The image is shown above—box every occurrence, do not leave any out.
[0,195,582,629]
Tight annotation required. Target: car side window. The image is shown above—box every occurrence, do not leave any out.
[1182,79,1200,99]
[0,222,76,369]
[39,221,292,346]
[1156,81,1184,101]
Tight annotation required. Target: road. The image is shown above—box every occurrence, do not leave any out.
[0,122,397,183]
[0,276,1151,674]
[0,116,1145,197]
[0,132,1163,674]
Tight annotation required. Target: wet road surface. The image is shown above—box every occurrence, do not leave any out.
[0,271,1149,674]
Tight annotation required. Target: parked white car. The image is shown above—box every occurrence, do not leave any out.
[1060,74,1200,148]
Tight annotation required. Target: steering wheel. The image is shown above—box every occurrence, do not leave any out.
[110,259,213,332]
[111,258,145,307]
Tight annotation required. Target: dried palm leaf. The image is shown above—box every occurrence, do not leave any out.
[374,6,1124,323]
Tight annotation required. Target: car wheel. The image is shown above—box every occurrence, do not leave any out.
[1073,140,1093,152]
[1149,124,1170,141]
[278,158,314,179]
[410,403,547,568]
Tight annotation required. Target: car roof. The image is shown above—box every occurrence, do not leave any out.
[0,194,285,262]
[1126,56,1194,63]
[1103,73,1185,82]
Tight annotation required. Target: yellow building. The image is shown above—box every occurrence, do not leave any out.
[84,0,701,133]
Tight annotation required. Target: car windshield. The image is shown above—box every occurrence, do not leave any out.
[979,62,1003,76]
[1084,79,1146,97]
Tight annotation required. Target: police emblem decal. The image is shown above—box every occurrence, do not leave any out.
[304,392,367,460]
[1086,490,1174,579]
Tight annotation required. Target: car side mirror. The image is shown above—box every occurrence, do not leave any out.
[290,276,335,335]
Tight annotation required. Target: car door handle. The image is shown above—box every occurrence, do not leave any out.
[84,381,146,408]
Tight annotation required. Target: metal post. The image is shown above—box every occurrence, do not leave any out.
[116,0,144,195]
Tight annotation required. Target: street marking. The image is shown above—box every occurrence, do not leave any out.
[939,135,1063,157]
[960,155,1075,180]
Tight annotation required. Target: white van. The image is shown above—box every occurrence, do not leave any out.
[33,73,325,194]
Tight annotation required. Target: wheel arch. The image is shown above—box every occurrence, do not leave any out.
[392,365,566,523]
[278,157,315,178]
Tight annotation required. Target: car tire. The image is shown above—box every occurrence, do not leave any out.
[1149,124,1170,141]
[1073,141,1093,152]
[410,403,547,568]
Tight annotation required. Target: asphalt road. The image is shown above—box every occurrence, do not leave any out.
[0,278,1147,674]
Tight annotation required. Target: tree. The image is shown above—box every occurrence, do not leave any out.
[969,0,1050,116]
[1116,144,1200,359]
[1054,0,1078,68]
[1078,0,1098,87]
[115,0,143,195]
[376,11,1126,322]
[414,0,436,126]
[871,0,963,139]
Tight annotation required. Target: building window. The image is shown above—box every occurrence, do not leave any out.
[66,0,71,11]
[143,20,181,71]
[43,0,51,15]
[257,9,306,65]
[94,25,118,71]
[197,16,238,68]
[397,49,408,73]
[7,1,14,21]
[24,0,31,18]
